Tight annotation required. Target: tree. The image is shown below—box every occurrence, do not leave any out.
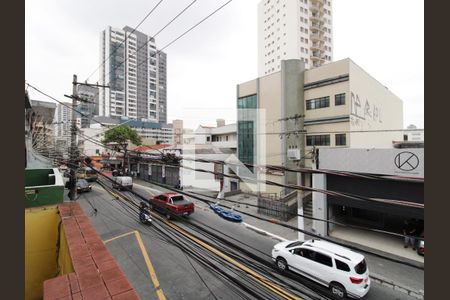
[102,125,142,174]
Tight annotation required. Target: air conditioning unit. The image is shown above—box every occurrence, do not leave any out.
[287,148,301,160]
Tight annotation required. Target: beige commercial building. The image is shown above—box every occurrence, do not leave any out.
[237,58,404,194]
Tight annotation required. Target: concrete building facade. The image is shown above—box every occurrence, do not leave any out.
[237,58,404,195]
[173,119,183,146]
[77,85,99,128]
[258,0,333,76]
[99,26,167,122]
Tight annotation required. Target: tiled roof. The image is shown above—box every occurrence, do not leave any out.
[43,203,140,300]
[132,144,171,152]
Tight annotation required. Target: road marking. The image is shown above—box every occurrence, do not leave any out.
[152,213,301,300]
[103,230,136,243]
[103,230,167,300]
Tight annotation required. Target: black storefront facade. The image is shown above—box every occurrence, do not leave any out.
[326,175,423,233]
[312,148,424,237]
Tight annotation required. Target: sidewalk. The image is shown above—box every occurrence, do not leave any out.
[133,180,424,299]
[221,193,424,299]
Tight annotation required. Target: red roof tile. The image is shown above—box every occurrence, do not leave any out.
[43,203,140,299]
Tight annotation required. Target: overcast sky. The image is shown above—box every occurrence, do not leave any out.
[26,0,424,130]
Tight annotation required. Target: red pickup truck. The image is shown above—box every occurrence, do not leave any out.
[148,193,194,219]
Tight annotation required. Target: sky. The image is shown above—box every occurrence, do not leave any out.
[25,0,424,130]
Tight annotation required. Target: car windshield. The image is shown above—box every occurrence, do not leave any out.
[354,259,367,274]
[77,180,88,187]
[286,241,304,248]
[171,195,185,202]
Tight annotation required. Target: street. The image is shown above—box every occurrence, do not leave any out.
[74,180,422,300]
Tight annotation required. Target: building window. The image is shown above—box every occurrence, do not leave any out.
[335,93,345,105]
[306,96,330,110]
[306,135,330,146]
[335,134,346,146]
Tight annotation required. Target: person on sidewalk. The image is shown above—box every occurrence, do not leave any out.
[403,219,417,249]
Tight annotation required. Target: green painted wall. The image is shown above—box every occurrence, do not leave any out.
[25,168,64,208]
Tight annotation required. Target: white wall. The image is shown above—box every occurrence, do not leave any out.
[80,128,106,156]
[181,158,220,191]
[348,60,403,148]
[194,126,211,144]
[318,148,424,178]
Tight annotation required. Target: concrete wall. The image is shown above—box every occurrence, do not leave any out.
[304,58,349,84]
[25,206,73,300]
[259,71,283,166]
[303,80,350,120]
[348,60,403,148]
[181,159,220,191]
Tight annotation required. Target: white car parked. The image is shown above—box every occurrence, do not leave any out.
[272,239,370,299]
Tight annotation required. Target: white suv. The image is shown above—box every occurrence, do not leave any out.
[272,239,370,299]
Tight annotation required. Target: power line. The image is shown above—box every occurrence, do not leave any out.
[76,130,423,182]
[58,134,425,209]
[101,0,233,89]
[26,83,107,127]
[41,152,424,270]
[85,0,165,81]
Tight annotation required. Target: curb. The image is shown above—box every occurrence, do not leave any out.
[242,223,424,299]
[242,222,288,242]
[370,273,424,299]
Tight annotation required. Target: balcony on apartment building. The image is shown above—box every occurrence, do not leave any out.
[310,23,325,33]
[310,32,325,42]
[309,3,324,14]
[310,42,325,52]
[310,13,325,23]
[311,0,325,5]
[310,52,326,63]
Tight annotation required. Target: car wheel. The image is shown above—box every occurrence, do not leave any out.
[329,282,346,299]
[275,257,288,272]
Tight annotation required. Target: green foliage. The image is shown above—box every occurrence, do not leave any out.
[102,125,142,148]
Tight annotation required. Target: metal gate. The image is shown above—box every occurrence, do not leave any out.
[139,164,148,180]
[165,166,180,186]
[150,165,163,183]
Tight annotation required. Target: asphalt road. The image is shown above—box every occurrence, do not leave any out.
[75,181,421,300]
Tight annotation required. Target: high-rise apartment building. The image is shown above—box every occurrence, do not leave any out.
[158,52,167,124]
[258,0,333,76]
[77,85,99,128]
[99,26,167,122]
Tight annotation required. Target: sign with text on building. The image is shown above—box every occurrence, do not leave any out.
[318,148,424,178]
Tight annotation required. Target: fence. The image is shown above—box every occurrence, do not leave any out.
[257,191,298,221]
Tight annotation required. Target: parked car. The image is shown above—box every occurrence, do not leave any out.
[76,179,92,193]
[76,167,98,182]
[148,193,194,219]
[272,239,370,299]
[112,176,133,190]
[417,239,424,256]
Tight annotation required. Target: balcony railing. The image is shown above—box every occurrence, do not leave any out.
[310,54,326,62]
[310,24,325,32]
[310,14,324,23]
[311,43,325,51]
[310,33,325,42]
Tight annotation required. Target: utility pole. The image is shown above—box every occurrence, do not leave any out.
[68,75,110,200]
[69,74,78,200]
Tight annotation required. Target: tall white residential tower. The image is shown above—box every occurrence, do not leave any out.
[258,0,333,76]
